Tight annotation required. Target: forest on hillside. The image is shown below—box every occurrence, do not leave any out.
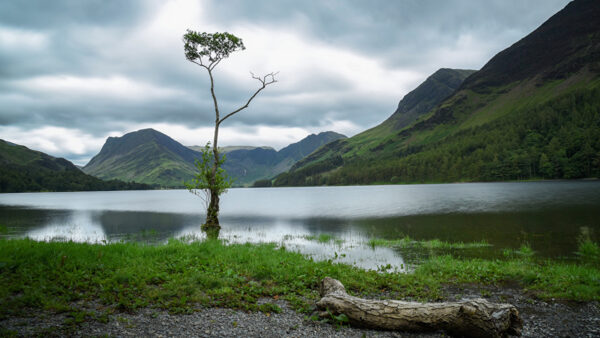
[0,163,151,193]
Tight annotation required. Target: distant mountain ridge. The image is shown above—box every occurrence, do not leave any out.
[187,145,275,153]
[274,0,600,186]
[223,131,346,185]
[83,129,346,187]
[0,139,150,192]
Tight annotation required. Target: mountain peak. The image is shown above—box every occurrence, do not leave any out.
[462,0,600,92]
[384,68,477,131]
[83,128,200,187]
[278,131,347,161]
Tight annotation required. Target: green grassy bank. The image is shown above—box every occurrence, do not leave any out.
[0,238,598,324]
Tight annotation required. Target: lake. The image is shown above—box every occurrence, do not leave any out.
[1,181,599,271]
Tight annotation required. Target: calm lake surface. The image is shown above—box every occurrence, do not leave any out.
[1,181,599,271]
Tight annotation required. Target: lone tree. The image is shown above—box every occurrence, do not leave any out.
[183,30,277,237]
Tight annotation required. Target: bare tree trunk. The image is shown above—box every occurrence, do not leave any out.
[317,277,522,338]
[203,68,221,237]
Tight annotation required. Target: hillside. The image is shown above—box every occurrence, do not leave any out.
[0,140,150,192]
[382,68,477,132]
[83,129,345,187]
[275,68,479,185]
[83,128,200,188]
[274,0,600,186]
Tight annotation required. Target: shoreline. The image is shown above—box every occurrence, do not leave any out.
[2,285,597,337]
[2,177,599,193]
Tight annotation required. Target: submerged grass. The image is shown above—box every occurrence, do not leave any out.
[303,233,344,245]
[367,236,491,250]
[0,236,598,324]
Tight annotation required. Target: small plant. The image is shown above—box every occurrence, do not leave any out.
[577,240,600,263]
[326,310,349,329]
[502,248,513,258]
[302,235,317,241]
[318,234,333,243]
[576,228,599,265]
[377,263,392,272]
[258,302,282,314]
[516,243,535,258]
[303,233,344,245]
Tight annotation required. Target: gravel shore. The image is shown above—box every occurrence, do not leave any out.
[2,285,598,337]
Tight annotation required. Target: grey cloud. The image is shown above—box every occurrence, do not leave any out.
[0,0,572,163]
[0,0,150,30]
[204,0,569,69]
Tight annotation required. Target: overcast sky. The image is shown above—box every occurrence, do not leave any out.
[0,0,570,165]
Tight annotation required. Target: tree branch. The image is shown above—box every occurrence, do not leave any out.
[219,72,278,125]
[209,58,222,71]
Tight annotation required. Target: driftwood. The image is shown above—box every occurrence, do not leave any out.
[316,277,522,338]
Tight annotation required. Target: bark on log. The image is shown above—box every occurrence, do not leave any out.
[316,277,522,338]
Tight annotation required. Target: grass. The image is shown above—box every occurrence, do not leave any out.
[576,227,600,264]
[367,236,491,250]
[577,240,600,262]
[502,243,536,259]
[0,238,436,320]
[0,236,598,326]
[418,255,600,301]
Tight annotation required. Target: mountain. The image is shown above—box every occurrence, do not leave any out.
[222,131,346,186]
[383,68,476,131]
[83,129,346,187]
[187,145,275,153]
[274,0,600,186]
[0,139,150,192]
[83,128,199,188]
[274,68,477,185]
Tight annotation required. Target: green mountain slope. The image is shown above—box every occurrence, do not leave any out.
[381,68,476,132]
[295,68,476,165]
[83,128,200,188]
[0,140,150,192]
[274,0,600,186]
[276,68,480,185]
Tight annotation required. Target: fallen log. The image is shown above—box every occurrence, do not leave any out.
[316,277,522,337]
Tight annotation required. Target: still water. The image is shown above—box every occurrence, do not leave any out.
[1,182,599,271]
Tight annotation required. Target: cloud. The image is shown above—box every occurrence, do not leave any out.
[0,125,119,165]
[0,0,571,164]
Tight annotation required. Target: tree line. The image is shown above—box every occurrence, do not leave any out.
[0,164,151,193]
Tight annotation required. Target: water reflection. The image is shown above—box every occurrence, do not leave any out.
[1,181,599,271]
[0,207,407,271]
[26,210,107,243]
[174,217,408,271]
